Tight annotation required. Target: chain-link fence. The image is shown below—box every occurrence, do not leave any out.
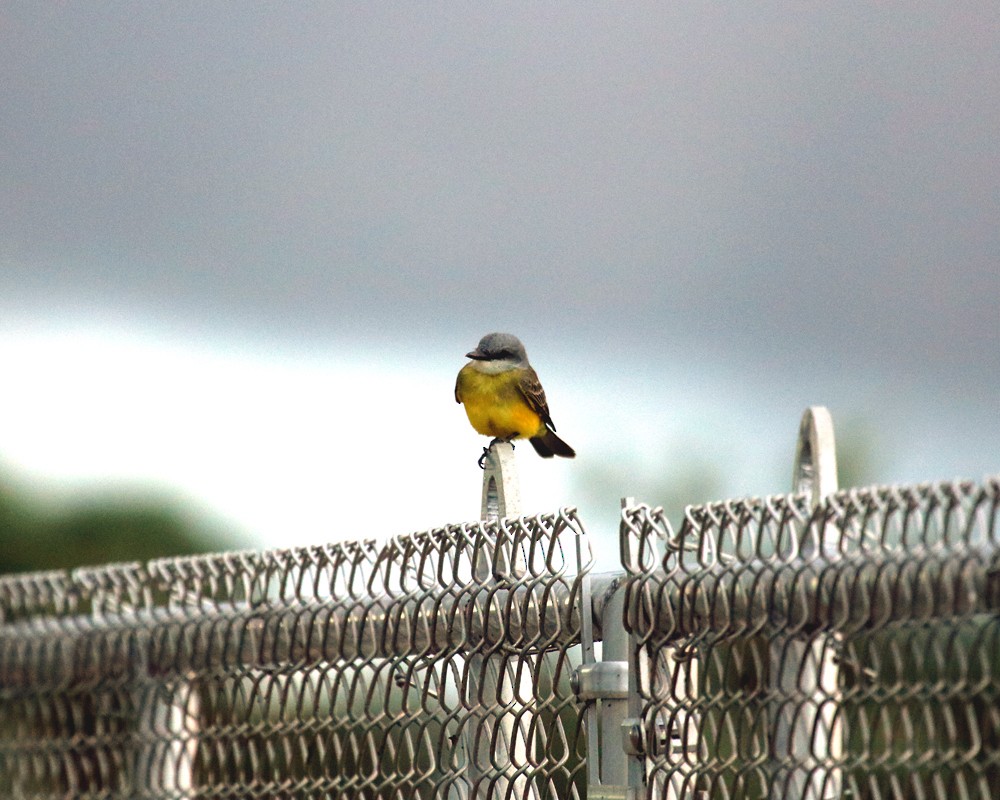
[623,478,1000,800]
[1,409,998,800]
[0,510,595,800]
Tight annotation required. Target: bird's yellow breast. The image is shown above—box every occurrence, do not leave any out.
[456,364,545,440]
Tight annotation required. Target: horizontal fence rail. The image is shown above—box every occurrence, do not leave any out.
[1,408,998,800]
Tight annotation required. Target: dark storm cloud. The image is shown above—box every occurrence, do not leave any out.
[1,3,998,382]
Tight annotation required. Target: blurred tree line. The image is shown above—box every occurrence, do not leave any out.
[0,465,235,575]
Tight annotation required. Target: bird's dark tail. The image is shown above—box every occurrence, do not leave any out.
[530,430,576,458]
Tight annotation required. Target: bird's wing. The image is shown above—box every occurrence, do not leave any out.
[517,366,557,431]
[454,373,462,403]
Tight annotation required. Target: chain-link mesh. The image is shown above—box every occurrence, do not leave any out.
[0,509,592,800]
[5,475,1000,800]
[622,477,1000,800]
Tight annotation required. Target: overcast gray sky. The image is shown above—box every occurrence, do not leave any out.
[1,4,998,550]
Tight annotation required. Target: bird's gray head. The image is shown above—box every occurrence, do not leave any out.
[466,332,528,369]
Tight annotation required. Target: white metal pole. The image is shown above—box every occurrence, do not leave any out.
[467,442,536,800]
[770,406,842,800]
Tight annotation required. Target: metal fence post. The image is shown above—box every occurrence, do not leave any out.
[572,555,629,800]
[466,442,536,800]
[481,441,520,523]
[136,673,200,797]
[769,406,842,800]
[618,497,653,800]
[66,564,202,799]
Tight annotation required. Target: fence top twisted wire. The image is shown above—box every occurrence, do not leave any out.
[0,508,598,691]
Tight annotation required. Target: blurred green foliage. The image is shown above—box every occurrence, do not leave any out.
[0,466,235,575]
[834,414,882,490]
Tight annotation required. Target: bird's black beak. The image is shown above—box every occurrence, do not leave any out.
[466,349,487,360]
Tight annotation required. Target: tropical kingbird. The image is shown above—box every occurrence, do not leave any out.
[455,332,576,460]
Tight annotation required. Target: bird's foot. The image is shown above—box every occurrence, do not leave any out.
[478,437,517,469]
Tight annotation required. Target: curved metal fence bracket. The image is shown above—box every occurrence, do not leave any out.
[793,405,839,506]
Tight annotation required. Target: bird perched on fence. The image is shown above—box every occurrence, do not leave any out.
[455,332,576,466]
